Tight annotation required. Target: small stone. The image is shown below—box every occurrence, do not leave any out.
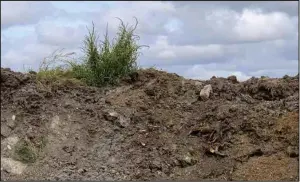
[118,116,130,128]
[1,124,12,138]
[7,119,16,129]
[7,145,12,150]
[103,111,119,121]
[104,111,130,128]
[178,153,197,168]
[287,146,298,158]
[200,84,213,100]
[78,168,87,174]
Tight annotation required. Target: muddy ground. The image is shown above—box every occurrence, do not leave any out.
[1,67,299,181]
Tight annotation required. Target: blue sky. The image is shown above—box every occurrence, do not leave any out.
[1,1,298,81]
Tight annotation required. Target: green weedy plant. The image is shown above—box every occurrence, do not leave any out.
[13,139,38,164]
[72,17,149,87]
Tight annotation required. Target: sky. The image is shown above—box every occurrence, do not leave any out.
[1,1,298,81]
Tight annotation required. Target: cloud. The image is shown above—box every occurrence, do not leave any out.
[1,1,298,80]
[141,36,239,66]
[173,2,298,17]
[166,6,297,45]
[232,9,295,42]
[35,20,87,48]
[1,1,56,29]
[1,37,59,71]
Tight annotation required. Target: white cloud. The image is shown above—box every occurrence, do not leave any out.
[233,9,295,42]
[142,36,238,66]
[1,1,56,29]
[35,20,87,47]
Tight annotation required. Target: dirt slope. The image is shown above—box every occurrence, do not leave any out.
[1,67,299,181]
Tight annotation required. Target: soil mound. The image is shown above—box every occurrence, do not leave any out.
[1,67,299,180]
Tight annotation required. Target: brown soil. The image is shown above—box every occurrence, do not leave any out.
[1,67,299,181]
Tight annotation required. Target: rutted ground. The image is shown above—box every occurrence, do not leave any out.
[1,68,299,181]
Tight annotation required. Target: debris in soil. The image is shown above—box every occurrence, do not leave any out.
[205,146,227,157]
[0,67,298,181]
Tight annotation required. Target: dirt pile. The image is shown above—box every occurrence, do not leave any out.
[1,67,299,181]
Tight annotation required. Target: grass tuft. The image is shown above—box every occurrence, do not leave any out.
[13,139,38,164]
[32,17,148,88]
[71,17,148,86]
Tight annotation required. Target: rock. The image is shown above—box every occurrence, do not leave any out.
[103,111,119,121]
[104,111,130,128]
[1,124,12,138]
[178,153,197,168]
[200,84,213,100]
[287,146,298,158]
[227,75,239,84]
[1,157,27,175]
[7,117,16,129]
[118,115,130,128]
[78,168,87,174]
